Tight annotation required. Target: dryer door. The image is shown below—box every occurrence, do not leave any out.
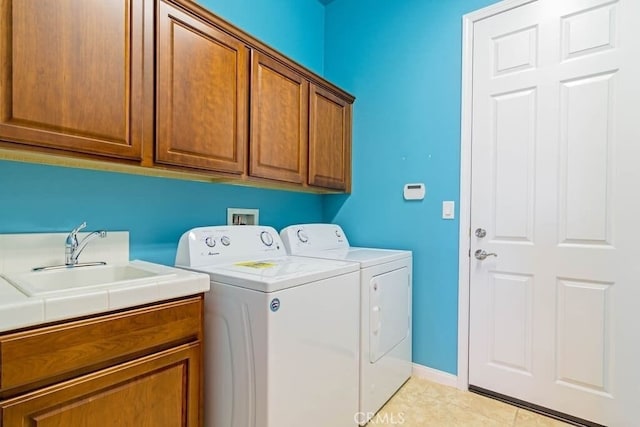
[369,267,410,363]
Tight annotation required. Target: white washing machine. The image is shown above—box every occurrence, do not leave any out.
[280,223,412,425]
[175,225,360,427]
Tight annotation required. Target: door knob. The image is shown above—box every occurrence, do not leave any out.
[474,249,497,260]
[475,228,487,238]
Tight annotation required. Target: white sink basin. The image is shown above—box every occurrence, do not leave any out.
[3,264,176,297]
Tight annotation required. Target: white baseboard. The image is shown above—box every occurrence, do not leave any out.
[412,363,458,388]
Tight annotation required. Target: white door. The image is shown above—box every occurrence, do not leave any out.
[468,0,640,425]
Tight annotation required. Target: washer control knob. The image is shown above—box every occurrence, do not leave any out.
[220,236,231,246]
[260,231,274,247]
[297,229,308,243]
[205,236,216,248]
[335,229,342,238]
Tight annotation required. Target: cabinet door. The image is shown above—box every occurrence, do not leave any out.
[250,51,309,184]
[157,0,249,174]
[1,343,201,427]
[0,0,150,160]
[308,84,352,191]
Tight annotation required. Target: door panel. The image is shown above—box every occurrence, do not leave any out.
[369,267,410,363]
[468,0,639,424]
[561,2,617,60]
[559,72,615,245]
[487,272,533,374]
[491,88,536,242]
[556,279,612,394]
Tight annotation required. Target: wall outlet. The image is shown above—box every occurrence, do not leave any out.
[227,208,259,225]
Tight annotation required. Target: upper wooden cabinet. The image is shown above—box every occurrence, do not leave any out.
[309,84,352,191]
[250,52,309,184]
[0,0,152,160]
[249,52,354,191]
[0,0,354,192]
[156,0,249,174]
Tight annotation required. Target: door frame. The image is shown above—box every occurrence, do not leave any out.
[457,0,538,390]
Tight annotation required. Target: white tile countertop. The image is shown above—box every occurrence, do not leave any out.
[0,231,210,333]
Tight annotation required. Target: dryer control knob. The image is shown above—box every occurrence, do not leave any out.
[205,236,216,248]
[335,229,342,238]
[297,229,308,243]
[221,236,231,246]
[260,231,274,247]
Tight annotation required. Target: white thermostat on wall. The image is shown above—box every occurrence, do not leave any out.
[403,183,425,200]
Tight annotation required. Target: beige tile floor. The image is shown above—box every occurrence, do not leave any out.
[369,377,573,427]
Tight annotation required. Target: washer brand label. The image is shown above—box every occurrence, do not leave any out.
[270,298,280,312]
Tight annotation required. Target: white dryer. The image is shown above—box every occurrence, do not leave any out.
[175,225,360,427]
[280,224,412,425]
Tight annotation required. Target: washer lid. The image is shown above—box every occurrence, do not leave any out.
[188,256,359,292]
[292,247,411,269]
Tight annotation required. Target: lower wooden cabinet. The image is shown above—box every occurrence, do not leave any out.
[1,343,201,427]
[0,295,204,427]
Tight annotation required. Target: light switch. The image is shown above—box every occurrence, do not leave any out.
[442,201,455,219]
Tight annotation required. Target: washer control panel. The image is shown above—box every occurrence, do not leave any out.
[280,224,350,255]
[176,226,285,267]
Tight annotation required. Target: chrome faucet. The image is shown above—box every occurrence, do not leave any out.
[65,222,107,266]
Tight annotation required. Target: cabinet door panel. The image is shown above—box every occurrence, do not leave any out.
[0,0,149,159]
[250,52,308,184]
[309,84,352,191]
[157,1,248,174]
[1,343,201,427]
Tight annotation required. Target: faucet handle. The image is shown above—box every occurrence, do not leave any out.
[71,221,87,235]
[66,221,87,245]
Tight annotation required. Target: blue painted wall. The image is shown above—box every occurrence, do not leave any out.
[198,0,325,74]
[323,0,498,374]
[0,0,327,265]
[0,161,323,265]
